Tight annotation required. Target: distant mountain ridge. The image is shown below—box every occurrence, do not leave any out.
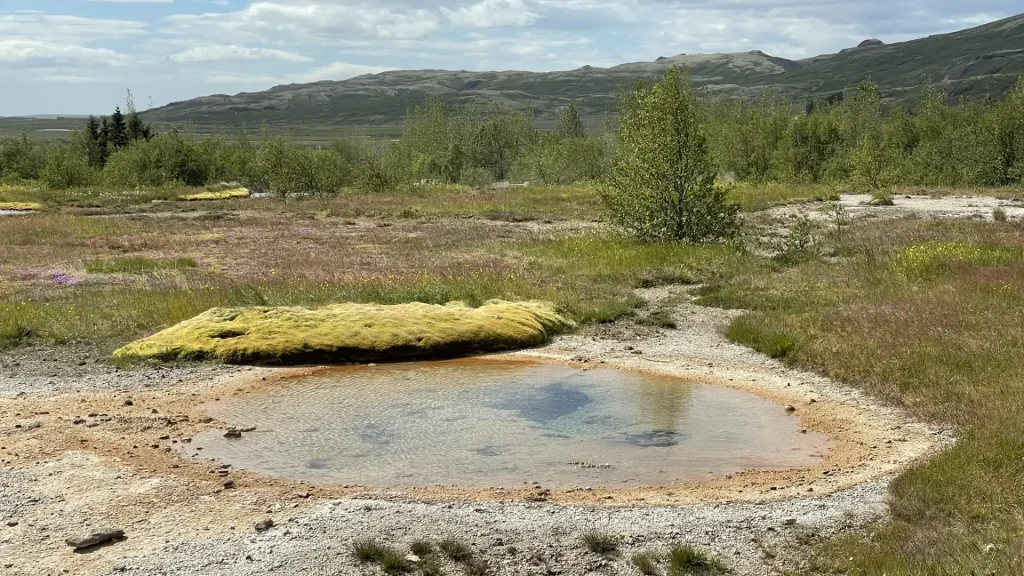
[145,13,1024,128]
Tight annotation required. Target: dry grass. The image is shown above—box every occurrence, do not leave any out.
[700,217,1024,575]
[0,202,752,352]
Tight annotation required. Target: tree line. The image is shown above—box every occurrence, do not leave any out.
[1,76,1022,197]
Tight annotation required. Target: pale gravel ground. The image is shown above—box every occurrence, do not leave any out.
[767,193,1024,222]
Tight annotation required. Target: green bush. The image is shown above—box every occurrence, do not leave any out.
[0,133,44,181]
[601,66,739,242]
[40,142,94,189]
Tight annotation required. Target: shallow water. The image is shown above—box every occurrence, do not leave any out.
[191,359,829,488]
[0,210,31,216]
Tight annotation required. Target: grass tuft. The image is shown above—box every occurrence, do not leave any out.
[438,538,474,563]
[580,531,618,554]
[379,548,412,573]
[631,550,661,575]
[409,540,434,558]
[352,538,389,563]
[417,556,443,576]
[667,544,726,575]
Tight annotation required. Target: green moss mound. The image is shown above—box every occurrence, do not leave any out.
[113,300,574,364]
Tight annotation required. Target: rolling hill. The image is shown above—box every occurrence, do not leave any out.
[145,13,1024,129]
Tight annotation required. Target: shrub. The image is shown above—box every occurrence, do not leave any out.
[511,134,609,184]
[459,166,495,188]
[580,531,618,554]
[994,206,1008,222]
[40,142,93,189]
[0,132,44,180]
[600,66,739,242]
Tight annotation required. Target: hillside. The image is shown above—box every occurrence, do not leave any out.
[145,13,1024,128]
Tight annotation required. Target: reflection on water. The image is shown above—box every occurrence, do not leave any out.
[191,359,830,488]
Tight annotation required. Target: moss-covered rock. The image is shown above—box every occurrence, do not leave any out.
[0,202,42,211]
[113,300,574,364]
[179,188,250,201]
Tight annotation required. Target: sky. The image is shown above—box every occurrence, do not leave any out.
[0,0,1016,116]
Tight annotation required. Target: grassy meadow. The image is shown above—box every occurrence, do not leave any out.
[3,178,1024,574]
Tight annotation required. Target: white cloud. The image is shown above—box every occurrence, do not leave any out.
[163,2,441,43]
[0,14,149,43]
[170,44,313,63]
[79,0,173,3]
[0,40,129,67]
[298,61,396,82]
[443,0,538,28]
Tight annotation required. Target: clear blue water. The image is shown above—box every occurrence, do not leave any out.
[190,359,829,488]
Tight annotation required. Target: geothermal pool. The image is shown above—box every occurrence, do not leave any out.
[190,359,829,488]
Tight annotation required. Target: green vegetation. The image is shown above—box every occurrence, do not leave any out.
[409,540,434,558]
[4,72,1024,197]
[697,218,1024,574]
[580,531,619,554]
[112,300,573,364]
[666,544,726,575]
[351,539,411,573]
[84,256,198,275]
[437,538,474,563]
[601,67,739,242]
[631,550,661,575]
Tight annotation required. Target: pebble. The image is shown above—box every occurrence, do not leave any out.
[254,519,274,532]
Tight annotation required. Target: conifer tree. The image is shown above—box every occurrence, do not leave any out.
[84,116,104,168]
[109,106,128,149]
[124,90,152,143]
[98,117,110,166]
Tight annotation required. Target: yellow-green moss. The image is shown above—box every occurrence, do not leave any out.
[0,202,42,211]
[113,300,574,364]
[179,188,250,201]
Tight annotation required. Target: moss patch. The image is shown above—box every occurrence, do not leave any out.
[0,202,42,211]
[179,188,250,201]
[113,299,573,364]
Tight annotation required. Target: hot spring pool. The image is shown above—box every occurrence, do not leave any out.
[190,359,829,488]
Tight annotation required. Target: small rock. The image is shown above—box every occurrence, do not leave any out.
[405,553,421,563]
[66,528,124,550]
[223,480,236,489]
[783,518,797,526]
[223,430,242,439]
[254,519,274,532]
[785,405,796,413]
[6,521,18,527]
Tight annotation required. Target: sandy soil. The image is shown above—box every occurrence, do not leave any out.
[0,287,945,576]
[768,193,1024,222]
